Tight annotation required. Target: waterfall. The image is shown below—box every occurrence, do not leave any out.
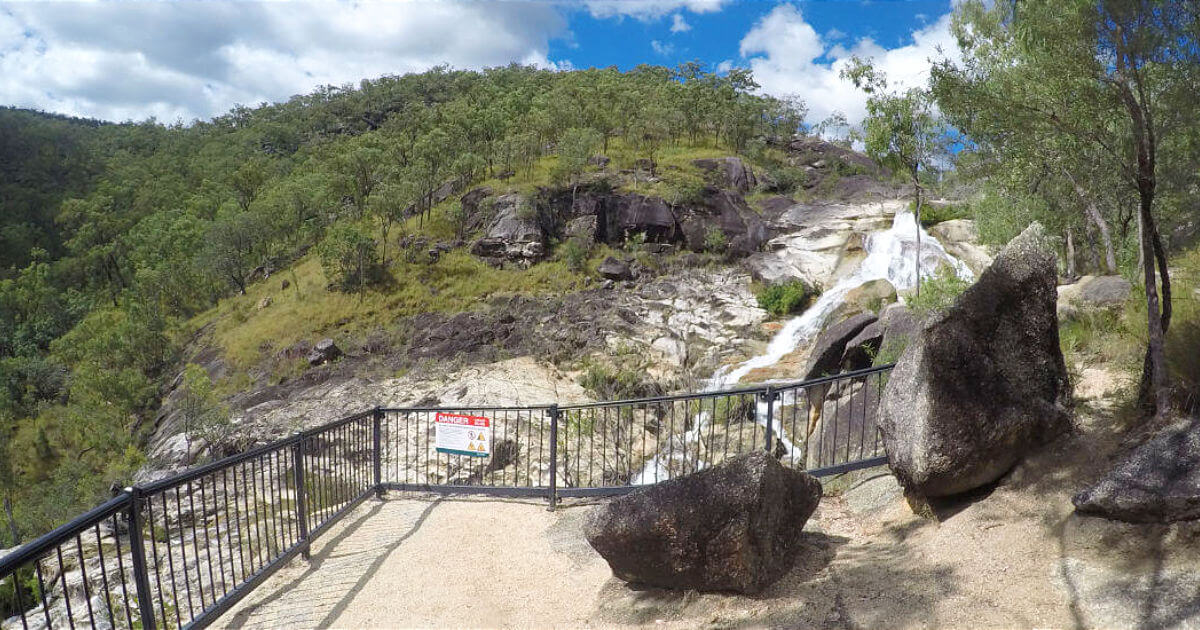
[631,208,973,484]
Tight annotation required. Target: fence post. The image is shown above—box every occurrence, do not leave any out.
[547,405,559,512]
[373,407,384,499]
[292,434,310,560]
[763,386,776,456]
[124,487,158,630]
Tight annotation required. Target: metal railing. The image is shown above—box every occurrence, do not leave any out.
[0,365,891,629]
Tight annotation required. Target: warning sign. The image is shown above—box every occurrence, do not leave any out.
[434,413,491,458]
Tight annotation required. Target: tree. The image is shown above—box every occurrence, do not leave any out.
[366,179,415,265]
[932,0,1199,416]
[317,223,379,294]
[178,363,232,462]
[844,58,947,294]
[201,211,265,294]
[552,127,602,203]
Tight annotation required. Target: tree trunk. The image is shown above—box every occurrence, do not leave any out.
[913,171,923,297]
[1065,226,1077,280]
[1064,169,1118,273]
[4,497,18,545]
[1136,191,1171,416]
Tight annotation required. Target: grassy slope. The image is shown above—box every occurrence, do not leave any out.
[187,140,742,382]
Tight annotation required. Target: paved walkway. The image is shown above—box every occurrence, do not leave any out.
[215,494,611,629]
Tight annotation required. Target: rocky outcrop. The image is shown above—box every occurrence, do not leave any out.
[1057,275,1133,320]
[841,320,883,370]
[878,223,1072,499]
[929,219,992,276]
[678,189,768,255]
[829,278,896,323]
[585,451,821,594]
[1073,416,1200,522]
[307,339,342,366]
[693,157,757,193]
[804,312,878,380]
[470,194,545,262]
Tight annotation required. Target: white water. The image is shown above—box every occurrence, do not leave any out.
[632,209,973,484]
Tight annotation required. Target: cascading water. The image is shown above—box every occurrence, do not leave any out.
[632,209,974,484]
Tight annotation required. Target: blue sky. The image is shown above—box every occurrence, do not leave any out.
[0,1,960,125]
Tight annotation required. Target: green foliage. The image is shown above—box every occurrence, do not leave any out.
[577,362,659,401]
[906,268,971,318]
[317,224,380,292]
[755,281,813,316]
[918,201,970,227]
[179,364,233,461]
[558,237,592,273]
[703,226,728,254]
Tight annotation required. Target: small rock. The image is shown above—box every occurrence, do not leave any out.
[307,338,343,366]
[280,279,290,290]
[588,155,611,167]
[598,257,634,281]
[585,451,821,594]
[257,296,272,310]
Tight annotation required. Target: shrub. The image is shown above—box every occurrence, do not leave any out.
[559,236,591,273]
[917,201,969,227]
[906,268,971,318]
[577,362,659,400]
[703,226,728,254]
[317,223,380,292]
[755,281,813,316]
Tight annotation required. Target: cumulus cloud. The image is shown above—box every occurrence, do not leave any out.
[0,1,567,122]
[670,13,691,33]
[738,3,959,127]
[584,0,726,21]
[650,40,674,56]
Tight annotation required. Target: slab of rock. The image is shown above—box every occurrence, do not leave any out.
[803,312,877,380]
[841,320,884,370]
[692,157,757,192]
[585,451,821,594]
[1057,275,1133,320]
[878,223,1072,499]
[1073,417,1200,522]
[679,189,768,255]
[470,194,545,262]
[307,338,342,366]
[598,257,634,281]
[929,219,993,277]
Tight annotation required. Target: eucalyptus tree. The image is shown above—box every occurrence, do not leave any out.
[932,0,1200,415]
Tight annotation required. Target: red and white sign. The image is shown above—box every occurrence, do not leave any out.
[434,413,491,457]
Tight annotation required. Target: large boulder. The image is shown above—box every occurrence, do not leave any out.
[841,320,884,370]
[307,338,343,366]
[679,189,768,255]
[470,194,545,262]
[929,219,993,277]
[597,257,634,281]
[692,157,757,193]
[611,194,677,242]
[878,223,1072,499]
[803,312,878,380]
[829,278,897,323]
[1073,417,1200,522]
[1057,275,1133,320]
[585,451,821,594]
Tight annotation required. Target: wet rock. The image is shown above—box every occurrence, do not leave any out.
[804,312,878,380]
[585,451,821,594]
[470,194,545,262]
[307,338,343,366]
[598,257,634,281]
[693,157,757,193]
[878,223,1072,499]
[1073,416,1200,522]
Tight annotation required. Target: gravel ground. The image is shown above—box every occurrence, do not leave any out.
[215,366,1200,629]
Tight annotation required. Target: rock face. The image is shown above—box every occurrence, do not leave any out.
[1057,275,1133,320]
[678,189,768,255]
[307,339,342,366]
[470,194,545,262]
[693,157,757,192]
[878,223,1072,498]
[929,219,993,277]
[1073,417,1200,522]
[584,451,821,594]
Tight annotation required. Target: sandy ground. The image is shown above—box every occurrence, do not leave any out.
[217,366,1200,629]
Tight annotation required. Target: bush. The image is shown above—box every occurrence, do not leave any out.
[558,236,591,273]
[755,281,813,316]
[906,268,971,318]
[703,226,728,254]
[577,362,660,400]
[918,201,969,227]
[317,224,380,292]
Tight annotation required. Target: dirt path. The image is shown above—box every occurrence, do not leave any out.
[217,366,1200,629]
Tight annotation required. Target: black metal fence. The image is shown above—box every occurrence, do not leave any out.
[0,365,891,629]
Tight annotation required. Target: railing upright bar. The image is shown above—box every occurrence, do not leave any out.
[292,434,311,560]
[763,386,775,455]
[125,486,158,630]
[547,405,559,512]
[373,407,384,498]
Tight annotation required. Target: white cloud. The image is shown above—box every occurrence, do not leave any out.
[0,1,567,122]
[739,3,959,127]
[670,13,691,33]
[584,0,726,21]
[650,40,674,56]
